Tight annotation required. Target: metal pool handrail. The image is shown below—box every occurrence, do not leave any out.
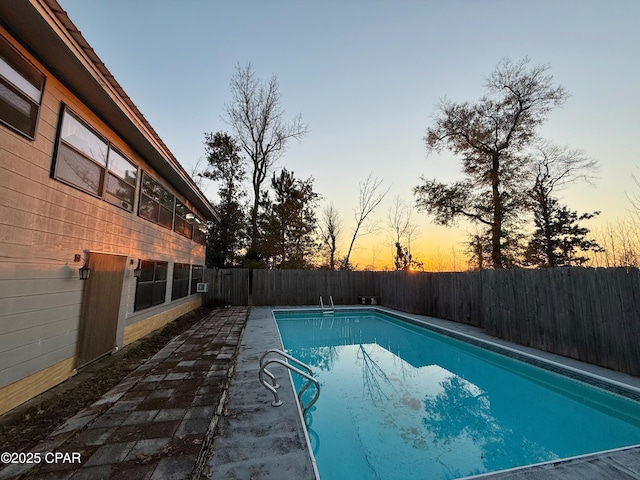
[259,349,320,418]
[319,295,334,315]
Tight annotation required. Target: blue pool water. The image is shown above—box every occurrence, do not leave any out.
[274,309,640,480]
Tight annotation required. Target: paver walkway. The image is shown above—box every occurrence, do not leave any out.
[0,307,247,480]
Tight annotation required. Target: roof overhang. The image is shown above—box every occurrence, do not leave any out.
[0,0,219,222]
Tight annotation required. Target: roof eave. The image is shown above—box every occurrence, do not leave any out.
[0,0,219,222]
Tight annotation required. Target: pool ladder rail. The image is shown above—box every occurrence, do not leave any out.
[259,349,320,419]
[319,295,334,315]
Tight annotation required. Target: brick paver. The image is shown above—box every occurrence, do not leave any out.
[0,307,248,480]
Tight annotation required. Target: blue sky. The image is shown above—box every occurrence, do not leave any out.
[58,0,640,269]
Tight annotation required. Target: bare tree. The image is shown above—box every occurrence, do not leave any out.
[188,156,206,189]
[591,220,640,268]
[224,62,308,253]
[528,140,598,190]
[388,196,410,249]
[387,196,421,270]
[341,173,390,270]
[318,203,342,270]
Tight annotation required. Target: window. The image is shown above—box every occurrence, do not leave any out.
[171,262,190,300]
[139,172,174,229]
[0,35,45,139]
[190,265,204,294]
[134,260,168,311]
[55,110,107,196]
[174,199,194,239]
[193,219,207,245]
[52,107,138,211]
[105,149,137,211]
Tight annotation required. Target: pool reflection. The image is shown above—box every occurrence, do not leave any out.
[277,313,640,480]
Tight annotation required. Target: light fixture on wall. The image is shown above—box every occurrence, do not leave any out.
[75,253,90,280]
[133,259,142,278]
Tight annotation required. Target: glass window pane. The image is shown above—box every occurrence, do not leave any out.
[193,222,207,245]
[152,281,167,306]
[108,149,137,186]
[134,260,169,311]
[0,36,43,138]
[139,194,159,222]
[142,173,156,197]
[159,189,174,210]
[0,37,44,100]
[171,263,190,300]
[61,111,108,166]
[174,216,193,239]
[191,265,204,294]
[0,81,31,115]
[55,143,103,195]
[155,262,168,281]
[159,206,173,229]
[139,173,174,228]
[105,174,135,211]
[0,57,40,102]
[0,80,37,136]
[139,260,155,282]
[175,200,188,218]
[134,282,152,311]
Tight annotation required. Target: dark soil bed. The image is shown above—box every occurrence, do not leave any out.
[0,307,212,453]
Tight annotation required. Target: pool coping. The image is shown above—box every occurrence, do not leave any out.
[204,306,319,479]
[272,305,640,479]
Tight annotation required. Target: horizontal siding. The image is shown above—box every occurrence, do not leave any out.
[0,27,207,404]
[0,259,79,281]
[122,297,201,345]
[0,277,81,299]
[0,357,76,416]
[1,304,79,335]
[0,328,77,387]
[0,288,82,317]
[0,316,77,356]
[0,151,204,264]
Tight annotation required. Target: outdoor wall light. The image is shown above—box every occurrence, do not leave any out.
[75,252,91,280]
[78,263,91,280]
[133,259,142,278]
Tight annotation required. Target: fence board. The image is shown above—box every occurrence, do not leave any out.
[204,267,640,376]
[482,267,640,376]
[202,268,249,306]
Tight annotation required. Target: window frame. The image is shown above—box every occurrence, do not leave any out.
[104,147,138,211]
[51,106,139,212]
[193,218,207,245]
[174,199,194,239]
[190,265,204,295]
[0,34,45,140]
[171,262,191,300]
[139,171,175,229]
[134,260,168,311]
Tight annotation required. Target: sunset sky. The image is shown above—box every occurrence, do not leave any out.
[58,0,640,270]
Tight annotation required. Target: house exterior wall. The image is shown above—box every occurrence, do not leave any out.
[0,24,209,415]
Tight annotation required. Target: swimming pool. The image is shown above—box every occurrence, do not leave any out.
[273,308,640,480]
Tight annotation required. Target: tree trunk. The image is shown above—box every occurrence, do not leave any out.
[491,153,503,268]
[542,198,556,268]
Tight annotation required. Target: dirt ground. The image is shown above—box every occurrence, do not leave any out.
[0,307,212,454]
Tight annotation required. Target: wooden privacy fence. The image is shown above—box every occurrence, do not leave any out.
[376,271,482,326]
[481,267,640,376]
[202,268,250,307]
[201,267,640,376]
[251,269,376,306]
